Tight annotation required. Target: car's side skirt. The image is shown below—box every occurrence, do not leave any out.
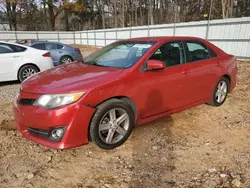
[136,99,209,125]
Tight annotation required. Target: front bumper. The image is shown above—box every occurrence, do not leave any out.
[13,91,96,149]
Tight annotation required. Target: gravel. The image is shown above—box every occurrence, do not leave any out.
[0,61,250,187]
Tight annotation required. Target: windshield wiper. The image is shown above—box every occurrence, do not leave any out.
[82,60,109,67]
[82,60,92,64]
[91,63,108,67]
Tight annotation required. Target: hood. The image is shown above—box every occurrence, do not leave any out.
[21,62,124,94]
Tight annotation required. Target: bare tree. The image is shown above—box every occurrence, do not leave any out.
[148,0,154,25]
[0,0,19,31]
[134,0,137,26]
[43,0,63,30]
[113,0,117,28]
[221,0,234,18]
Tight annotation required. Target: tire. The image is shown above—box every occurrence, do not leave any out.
[90,99,135,149]
[209,77,230,107]
[59,55,73,65]
[18,65,39,82]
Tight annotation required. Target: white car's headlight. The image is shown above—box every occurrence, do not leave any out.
[34,92,85,109]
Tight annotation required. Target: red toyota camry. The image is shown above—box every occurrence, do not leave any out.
[13,37,238,149]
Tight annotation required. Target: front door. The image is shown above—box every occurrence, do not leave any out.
[138,41,192,118]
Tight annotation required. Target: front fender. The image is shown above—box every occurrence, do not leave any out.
[82,81,140,109]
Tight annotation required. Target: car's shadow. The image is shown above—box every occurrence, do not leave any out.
[0,81,20,87]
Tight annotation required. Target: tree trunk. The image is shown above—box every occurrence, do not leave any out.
[102,2,105,29]
[135,0,138,26]
[131,0,133,26]
[160,0,164,23]
[139,1,143,25]
[114,0,117,28]
[47,0,56,30]
[64,8,69,31]
[5,1,17,31]
[148,0,154,25]
[222,0,234,18]
[122,0,125,27]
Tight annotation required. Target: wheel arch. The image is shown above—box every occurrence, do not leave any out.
[88,96,138,141]
[60,54,73,60]
[222,74,231,90]
[17,63,40,80]
[94,96,138,118]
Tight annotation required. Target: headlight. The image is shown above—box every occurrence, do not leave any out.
[34,92,85,109]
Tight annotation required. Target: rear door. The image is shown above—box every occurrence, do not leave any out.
[182,40,220,102]
[0,43,25,81]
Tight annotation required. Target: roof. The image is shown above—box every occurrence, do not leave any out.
[126,36,204,42]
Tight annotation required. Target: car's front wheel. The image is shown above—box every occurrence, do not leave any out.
[89,99,135,149]
[209,77,230,106]
[18,65,39,82]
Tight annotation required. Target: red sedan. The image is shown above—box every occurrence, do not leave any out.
[13,37,238,149]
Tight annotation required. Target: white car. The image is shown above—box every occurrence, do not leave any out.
[0,41,54,82]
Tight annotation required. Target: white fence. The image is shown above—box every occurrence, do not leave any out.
[0,17,250,58]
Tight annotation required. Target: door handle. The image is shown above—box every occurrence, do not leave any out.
[59,51,63,54]
[13,55,20,58]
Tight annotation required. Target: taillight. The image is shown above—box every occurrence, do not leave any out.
[42,52,51,57]
[75,49,81,54]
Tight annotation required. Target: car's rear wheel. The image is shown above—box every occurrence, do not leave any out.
[18,65,39,82]
[60,55,73,65]
[90,99,135,149]
[209,77,230,106]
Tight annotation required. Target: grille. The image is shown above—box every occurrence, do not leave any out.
[27,127,50,137]
[19,99,36,105]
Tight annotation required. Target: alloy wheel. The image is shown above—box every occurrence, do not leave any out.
[61,57,72,64]
[215,80,228,103]
[22,68,36,79]
[98,108,129,144]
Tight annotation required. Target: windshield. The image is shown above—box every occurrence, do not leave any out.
[83,41,156,68]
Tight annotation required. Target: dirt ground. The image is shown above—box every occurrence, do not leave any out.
[0,47,250,188]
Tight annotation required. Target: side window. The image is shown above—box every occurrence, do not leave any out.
[8,44,26,52]
[32,43,45,50]
[57,44,64,49]
[149,41,185,67]
[0,45,13,54]
[45,43,57,50]
[184,41,217,62]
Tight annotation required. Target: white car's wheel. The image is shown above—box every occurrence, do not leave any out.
[18,65,39,82]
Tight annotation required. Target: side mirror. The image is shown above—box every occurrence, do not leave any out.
[146,59,165,71]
